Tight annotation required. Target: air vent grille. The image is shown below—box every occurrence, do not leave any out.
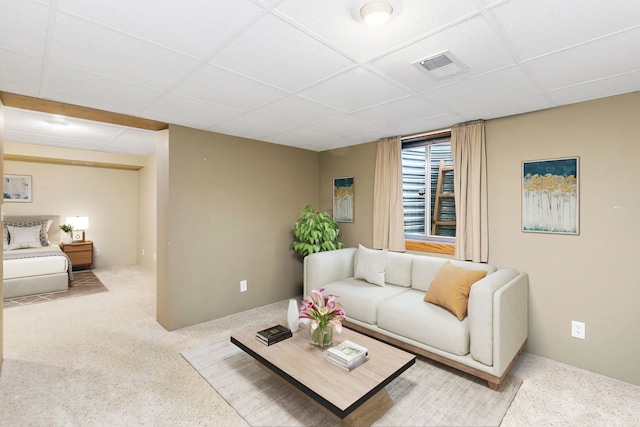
[413,51,469,81]
[420,55,453,71]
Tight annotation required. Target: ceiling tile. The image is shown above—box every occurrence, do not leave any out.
[214,112,295,139]
[302,114,385,137]
[58,0,265,59]
[0,0,49,57]
[456,94,555,122]
[252,95,343,126]
[264,127,338,150]
[546,70,640,106]
[487,0,640,61]
[143,93,243,129]
[274,0,480,61]
[420,65,542,112]
[50,14,200,90]
[43,63,165,116]
[210,14,355,91]
[523,28,640,91]
[172,64,287,111]
[0,50,43,97]
[371,15,517,93]
[298,67,411,112]
[353,95,449,127]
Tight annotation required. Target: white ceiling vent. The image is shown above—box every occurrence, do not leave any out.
[413,51,469,81]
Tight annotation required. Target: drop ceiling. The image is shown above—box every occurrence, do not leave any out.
[1,0,639,156]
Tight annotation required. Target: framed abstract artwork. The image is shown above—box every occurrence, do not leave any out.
[4,174,33,203]
[333,177,354,222]
[522,157,579,234]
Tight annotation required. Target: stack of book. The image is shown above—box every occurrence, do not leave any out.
[325,340,369,371]
[255,324,292,346]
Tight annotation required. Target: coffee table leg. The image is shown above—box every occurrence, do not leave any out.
[342,388,393,427]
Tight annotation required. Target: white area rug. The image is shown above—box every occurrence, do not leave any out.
[182,338,522,427]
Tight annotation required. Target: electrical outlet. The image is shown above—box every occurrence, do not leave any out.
[571,321,585,339]
[240,280,247,292]
[142,249,145,256]
[95,248,101,256]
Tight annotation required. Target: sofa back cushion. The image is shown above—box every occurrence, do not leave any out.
[385,252,414,287]
[411,256,497,292]
[411,257,449,292]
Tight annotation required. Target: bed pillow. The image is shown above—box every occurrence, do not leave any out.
[4,219,52,246]
[354,244,387,286]
[6,225,43,250]
[423,261,488,321]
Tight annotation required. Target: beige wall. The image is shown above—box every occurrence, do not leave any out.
[137,152,157,272]
[3,143,142,268]
[319,142,377,249]
[486,92,640,385]
[318,92,640,386]
[156,125,319,330]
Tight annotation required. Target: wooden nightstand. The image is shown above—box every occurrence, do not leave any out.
[61,240,93,270]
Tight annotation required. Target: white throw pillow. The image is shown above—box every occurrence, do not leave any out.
[354,244,387,286]
[7,225,43,250]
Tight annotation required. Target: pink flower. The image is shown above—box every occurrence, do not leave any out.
[299,288,346,332]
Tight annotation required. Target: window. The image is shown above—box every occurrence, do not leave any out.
[402,132,455,243]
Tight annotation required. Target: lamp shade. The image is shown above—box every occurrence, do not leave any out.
[66,216,89,230]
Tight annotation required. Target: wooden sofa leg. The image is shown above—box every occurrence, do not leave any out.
[488,380,499,391]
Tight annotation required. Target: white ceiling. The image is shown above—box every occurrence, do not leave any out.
[1,0,639,156]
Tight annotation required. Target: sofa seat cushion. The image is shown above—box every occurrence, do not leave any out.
[377,289,470,356]
[321,279,410,325]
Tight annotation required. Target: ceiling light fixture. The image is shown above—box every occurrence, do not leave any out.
[360,1,394,26]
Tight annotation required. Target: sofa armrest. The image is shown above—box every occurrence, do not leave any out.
[493,271,528,376]
[303,248,357,296]
[468,269,528,374]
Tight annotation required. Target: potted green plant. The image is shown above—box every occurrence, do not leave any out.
[291,205,344,257]
[59,224,73,244]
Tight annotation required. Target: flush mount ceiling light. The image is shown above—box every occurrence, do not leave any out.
[360,1,394,26]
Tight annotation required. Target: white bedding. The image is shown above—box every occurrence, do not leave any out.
[3,246,69,280]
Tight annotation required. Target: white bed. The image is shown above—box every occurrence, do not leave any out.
[3,215,71,299]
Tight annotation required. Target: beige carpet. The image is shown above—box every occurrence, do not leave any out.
[3,270,108,308]
[182,337,522,427]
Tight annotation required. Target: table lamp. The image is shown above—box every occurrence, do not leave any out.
[66,216,89,242]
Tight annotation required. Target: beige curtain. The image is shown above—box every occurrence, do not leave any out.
[373,137,406,252]
[451,121,488,262]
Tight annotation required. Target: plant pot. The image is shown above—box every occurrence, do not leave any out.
[61,233,72,244]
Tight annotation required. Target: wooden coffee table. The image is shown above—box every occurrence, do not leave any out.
[231,322,416,427]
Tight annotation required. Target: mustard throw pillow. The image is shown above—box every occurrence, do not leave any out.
[423,261,488,321]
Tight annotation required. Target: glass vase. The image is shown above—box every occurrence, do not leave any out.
[309,324,333,349]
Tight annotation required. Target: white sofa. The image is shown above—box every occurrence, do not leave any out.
[303,247,528,390]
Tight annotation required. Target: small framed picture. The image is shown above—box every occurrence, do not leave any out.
[522,157,579,234]
[333,177,354,222]
[4,174,33,203]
